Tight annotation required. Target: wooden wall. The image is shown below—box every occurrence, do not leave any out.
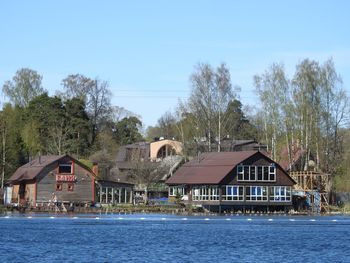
[11,182,36,205]
[36,158,94,203]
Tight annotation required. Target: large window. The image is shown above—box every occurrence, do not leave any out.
[269,186,291,202]
[169,186,185,196]
[222,186,244,201]
[246,186,268,201]
[237,165,276,182]
[192,186,219,201]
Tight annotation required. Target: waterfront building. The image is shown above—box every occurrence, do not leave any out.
[8,155,96,206]
[166,151,296,212]
[96,172,133,205]
[7,154,135,207]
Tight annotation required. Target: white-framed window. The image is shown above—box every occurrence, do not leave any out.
[58,163,73,174]
[209,187,219,201]
[245,186,268,201]
[237,165,244,181]
[269,166,276,181]
[193,188,200,201]
[192,186,219,201]
[237,165,276,182]
[169,186,185,196]
[269,186,291,202]
[222,186,244,201]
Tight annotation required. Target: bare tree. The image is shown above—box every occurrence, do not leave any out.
[292,59,322,170]
[189,63,215,151]
[87,79,112,142]
[60,74,94,100]
[111,106,138,123]
[319,59,349,175]
[60,75,112,144]
[127,149,168,204]
[254,63,289,160]
[188,63,234,152]
[158,111,176,139]
[214,63,233,152]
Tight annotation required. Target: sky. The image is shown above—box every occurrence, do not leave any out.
[0,1,349,127]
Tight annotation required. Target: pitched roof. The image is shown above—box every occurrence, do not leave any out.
[166,151,261,185]
[279,146,306,171]
[8,155,95,183]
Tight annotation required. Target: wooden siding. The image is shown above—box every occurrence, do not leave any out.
[36,158,94,203]
[11,185,19,203]
[11,182,36,205]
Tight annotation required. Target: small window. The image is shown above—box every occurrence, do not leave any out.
[263,167,269,181]
[243,166,249,180]
[237,165,244,181]
[59,163,72,174]
[67,183,74,192]
[257,167,263,181]
[56,183,62,191]
[250,166,256,181]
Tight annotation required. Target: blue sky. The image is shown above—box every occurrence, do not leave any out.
[1,1,349,127]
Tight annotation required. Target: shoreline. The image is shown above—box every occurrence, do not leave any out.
[1,205,349,217]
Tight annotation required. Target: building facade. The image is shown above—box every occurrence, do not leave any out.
[166,151,295,212]
[96,180,133,205]
[8,155,96,206]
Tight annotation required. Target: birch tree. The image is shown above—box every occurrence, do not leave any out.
[188,63,234,152]
[189,63,215,151]
[319,59,349,175]
[254,63,289,160]
[214,63,233,152]
[292,59,322,170]
[3,68,45,107]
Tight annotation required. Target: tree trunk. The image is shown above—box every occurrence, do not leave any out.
[144,186,148,204]
[218,111,221,152]
[285,122,292,171]
[208,119,211,152]
[264,119,269,153]
[1,125,5,189]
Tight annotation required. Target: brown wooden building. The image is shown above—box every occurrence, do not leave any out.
[8,155,96,206]
[166,151,296,212]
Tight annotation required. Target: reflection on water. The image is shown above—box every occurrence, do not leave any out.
[1,214,350,262]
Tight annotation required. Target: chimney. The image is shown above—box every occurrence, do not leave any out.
[92,163,98,177]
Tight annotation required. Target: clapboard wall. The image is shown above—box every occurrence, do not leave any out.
[36,157,95,203]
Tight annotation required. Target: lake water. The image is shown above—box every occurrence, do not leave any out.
[1,213,350,263]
